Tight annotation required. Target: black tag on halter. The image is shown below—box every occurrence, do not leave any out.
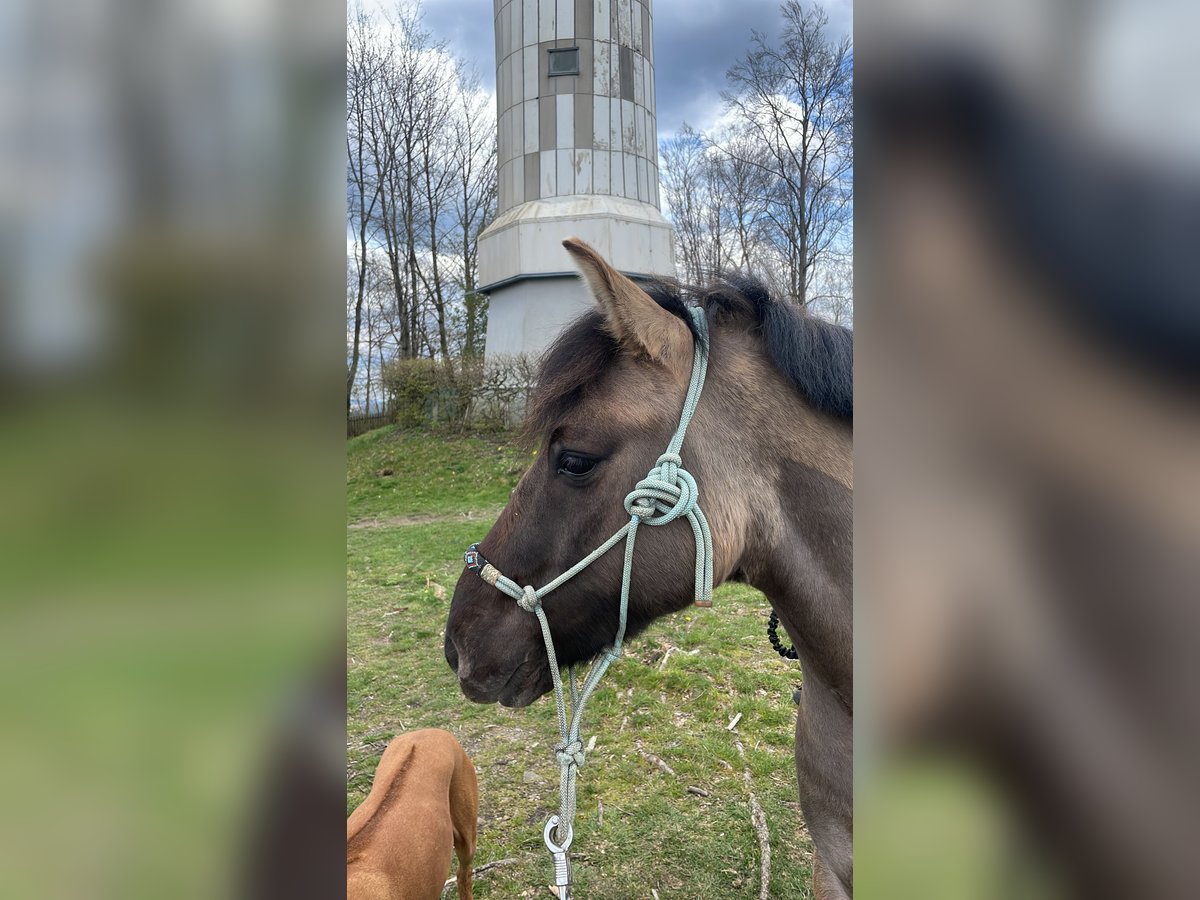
[464,543,487,574]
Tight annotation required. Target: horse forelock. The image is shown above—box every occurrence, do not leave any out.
[523,310,621,444]
[524,275,852,443]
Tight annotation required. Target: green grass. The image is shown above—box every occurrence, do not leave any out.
[347,425,531,522]
[348,426,813,897]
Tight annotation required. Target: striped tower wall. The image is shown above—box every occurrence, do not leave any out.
[493,0,661,211]
[479,0,676,362]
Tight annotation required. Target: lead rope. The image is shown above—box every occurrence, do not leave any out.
[464,308,713,898]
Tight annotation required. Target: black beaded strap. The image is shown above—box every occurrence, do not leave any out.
[767,610,799,660]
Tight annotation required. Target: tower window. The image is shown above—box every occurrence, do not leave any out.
[547,47,580,77]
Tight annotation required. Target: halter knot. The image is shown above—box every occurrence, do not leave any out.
[624,453,700,526]
[555,740,586,770]
[518,585,540,612]
[656,452,682,481]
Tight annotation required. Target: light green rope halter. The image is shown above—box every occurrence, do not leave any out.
[463,307,714,898]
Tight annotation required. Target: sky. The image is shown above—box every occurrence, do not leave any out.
[418,0,853,138]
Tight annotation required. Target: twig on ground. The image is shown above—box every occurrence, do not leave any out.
[747,789,771,900]
[734,736,772,900]
[687,785,710,797]
[637,744,677,778]
[727,712,743,731]
[440,858,519,895]
[658,647,676,671]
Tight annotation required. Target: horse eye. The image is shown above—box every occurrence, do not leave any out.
[557,452,598,479]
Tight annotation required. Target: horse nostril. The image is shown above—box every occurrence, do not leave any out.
[449,643,473,682]
[444,633,460,674]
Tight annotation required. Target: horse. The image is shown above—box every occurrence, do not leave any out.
[347,729,478,900]
[444,238,853,897]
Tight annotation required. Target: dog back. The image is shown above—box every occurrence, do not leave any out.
[347,729,477,900]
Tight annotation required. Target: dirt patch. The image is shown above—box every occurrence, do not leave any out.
[347,508,504,530]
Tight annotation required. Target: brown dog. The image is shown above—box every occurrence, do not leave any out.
[347,729,478,900]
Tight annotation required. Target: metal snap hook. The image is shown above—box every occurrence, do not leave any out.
[543,814,573,852]
[544,815,574,896]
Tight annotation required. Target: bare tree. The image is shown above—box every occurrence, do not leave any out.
[659,125,748,282]
[660,125,709,283]
[346,1,500,415]
[710,129,775,275]
[385,4,443,361]
[809,250,853,326]
[346,7,385,411]
[657,4,851,318]
[722,1,852,308]
[413,55,458,361]
[446,70,497,361]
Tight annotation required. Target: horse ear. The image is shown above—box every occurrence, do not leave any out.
[562,237,690,366]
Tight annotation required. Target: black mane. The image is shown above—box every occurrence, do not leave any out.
[527,274,853,436]
[647,274,853,420]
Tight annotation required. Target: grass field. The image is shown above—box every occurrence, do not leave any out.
[347,426,813,898]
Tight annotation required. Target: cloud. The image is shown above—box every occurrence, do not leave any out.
[416,0,852,139]
[417,0,498,83]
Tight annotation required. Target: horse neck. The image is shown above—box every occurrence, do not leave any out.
[700,343,853,704]
[749,449,853,708]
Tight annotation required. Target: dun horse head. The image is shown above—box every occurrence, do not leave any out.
[444,238,852,710]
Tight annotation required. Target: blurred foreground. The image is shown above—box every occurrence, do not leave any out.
[1,0,345,896]
[857,1,1200,898]
[5,0,1199,897]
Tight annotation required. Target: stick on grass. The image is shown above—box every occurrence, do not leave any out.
[734,736,772,900]
[637,745,677,778]
[440,858,519,895]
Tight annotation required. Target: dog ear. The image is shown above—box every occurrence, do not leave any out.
[562,237,690,368]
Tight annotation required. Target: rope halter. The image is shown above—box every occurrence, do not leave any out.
[461,307,715,897]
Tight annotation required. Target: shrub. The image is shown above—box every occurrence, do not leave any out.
[379,354,536,430]
[468,354,538,429]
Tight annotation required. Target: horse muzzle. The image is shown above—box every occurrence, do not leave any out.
[446,627,553,708]
[463,656,552,708]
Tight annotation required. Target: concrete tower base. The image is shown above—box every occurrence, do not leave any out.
[478,194,675,360]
